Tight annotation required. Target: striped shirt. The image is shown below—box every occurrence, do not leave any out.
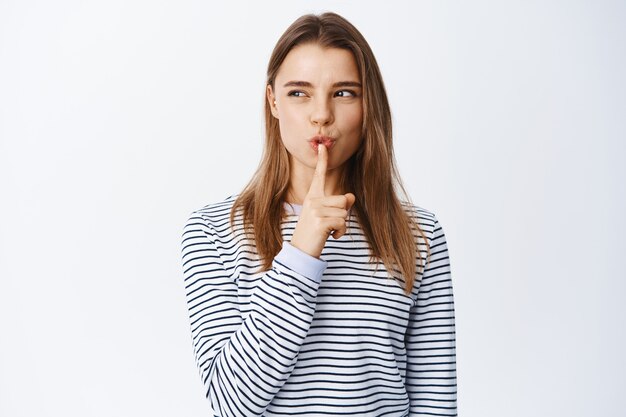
[180,194,457,416]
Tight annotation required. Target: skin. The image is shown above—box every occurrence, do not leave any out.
[266,42,364,204]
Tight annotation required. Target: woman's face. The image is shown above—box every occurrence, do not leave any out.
[267,43,364,173]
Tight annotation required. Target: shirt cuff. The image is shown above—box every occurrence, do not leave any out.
[274,241,328,284]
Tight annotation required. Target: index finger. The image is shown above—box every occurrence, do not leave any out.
[307,142,328,198]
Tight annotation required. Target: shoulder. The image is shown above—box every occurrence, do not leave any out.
[191,193,238,217]
[398,200,450,249]
[400,200,437,227]
[184,193,239,233]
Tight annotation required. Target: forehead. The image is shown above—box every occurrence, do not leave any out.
[275,43,360,85]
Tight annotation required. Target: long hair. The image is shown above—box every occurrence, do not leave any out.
[229,11,430,295]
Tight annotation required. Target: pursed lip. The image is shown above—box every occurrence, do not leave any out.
[308,135,336,151]
[308,135,336,144]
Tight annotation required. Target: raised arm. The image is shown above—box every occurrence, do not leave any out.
[180,210,326,417]
[405,214,458,416]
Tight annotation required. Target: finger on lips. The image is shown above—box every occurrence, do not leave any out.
[309,141,328,198]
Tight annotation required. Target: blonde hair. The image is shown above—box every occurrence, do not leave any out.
[229,12,430,295]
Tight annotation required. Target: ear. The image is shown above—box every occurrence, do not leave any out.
[267,84,279,119]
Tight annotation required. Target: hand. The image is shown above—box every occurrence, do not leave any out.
[289,142,356,259]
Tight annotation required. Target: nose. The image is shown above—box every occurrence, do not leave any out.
[310,97,333,127]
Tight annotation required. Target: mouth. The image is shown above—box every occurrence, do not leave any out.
[308,135,336,152]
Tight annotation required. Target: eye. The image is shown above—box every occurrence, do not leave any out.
[336,89,358,98]
[287,90,307,97]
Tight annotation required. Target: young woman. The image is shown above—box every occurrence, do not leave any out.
[181,12,458,417]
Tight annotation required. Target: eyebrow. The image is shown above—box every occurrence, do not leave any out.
[283,80,362,88]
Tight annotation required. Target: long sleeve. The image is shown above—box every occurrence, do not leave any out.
[180,210,327,417]
[405,214,458,416]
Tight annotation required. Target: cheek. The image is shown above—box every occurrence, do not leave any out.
[278,114,304,155]
[341,107,363,132]
[278,107,303,137]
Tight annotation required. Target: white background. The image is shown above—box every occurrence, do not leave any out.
[1,1,624,416]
